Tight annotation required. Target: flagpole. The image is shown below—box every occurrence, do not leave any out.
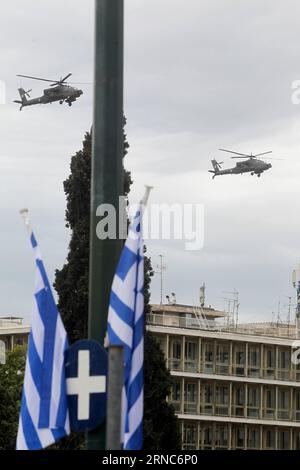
[87,0,124,450]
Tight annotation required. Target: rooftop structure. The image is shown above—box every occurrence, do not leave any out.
[149,304,298,340]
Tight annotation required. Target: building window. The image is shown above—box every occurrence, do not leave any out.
[185,340,198,372]
[201,383,214,415]
[264,388,275,419]
[216,342,229,375]
[169,338,182,370]
[278,429,290,450]
[277,349,290,380]
[247,386,260,418]
[234,426,245,449]
[248,345,260,377]
[247,427,260,449]
[296,361,300,382]
[232,384,245,417]
[183,423,197,450]
[264,347,275,378]
[265,428,275,449]
[294,390,300,421]
[277,388,290,420]
[233,344,245,376]
[294,431,300,450]
[184,382,197,414]
[203,341,214,373]
[215,384,229,416]
[215,424,228,449]
[202,423,213,450]
[170,380,181,412]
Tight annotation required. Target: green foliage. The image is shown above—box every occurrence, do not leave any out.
[0,346,26,450]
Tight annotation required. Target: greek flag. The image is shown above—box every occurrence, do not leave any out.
[107,188,151,450]
[17,210,70,450]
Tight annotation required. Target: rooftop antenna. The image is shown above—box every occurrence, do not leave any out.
[156,255,166,305]
[284,295,292,322]
[292,263,300,339]
[284,295,294,336]
[277,300,281,326]
[200,283,206,308]
[271,311,275,325]
[223,289,239,327]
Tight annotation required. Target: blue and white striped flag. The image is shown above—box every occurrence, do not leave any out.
[107,187,152,450]
[17,209,70,450]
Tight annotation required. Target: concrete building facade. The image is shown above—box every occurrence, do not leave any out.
[147,303,300,450]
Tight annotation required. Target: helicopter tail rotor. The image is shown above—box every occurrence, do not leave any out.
[209,159,223,178]
[16,88,31,104]
[211,159,223,171]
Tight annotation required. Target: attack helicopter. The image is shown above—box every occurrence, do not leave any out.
[14,73,83,110]
[209,148,281,179]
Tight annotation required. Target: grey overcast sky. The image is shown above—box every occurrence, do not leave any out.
[1,0,300,324]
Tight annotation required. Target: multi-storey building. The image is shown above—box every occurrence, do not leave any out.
[147,303,300,450]
[0,316,30,353]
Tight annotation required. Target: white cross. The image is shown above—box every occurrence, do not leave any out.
[66,350,106,420]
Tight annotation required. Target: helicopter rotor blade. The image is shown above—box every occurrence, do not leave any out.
[60,73,72,83]
[18,73,73,87]
[231,156,283,160]
[68,82,92,85]
[17,74,57,83]
[253,151,273,157]
[219,149,251,158]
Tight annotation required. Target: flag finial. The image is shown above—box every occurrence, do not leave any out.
[141,185,153,207]
[19,208,32,233]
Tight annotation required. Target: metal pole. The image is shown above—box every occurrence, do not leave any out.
[106,346,124,450]
[87,0,124,449]
[159,254,163,304]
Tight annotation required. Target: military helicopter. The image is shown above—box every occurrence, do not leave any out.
[14,73,83,110]
[209,148,281,179]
